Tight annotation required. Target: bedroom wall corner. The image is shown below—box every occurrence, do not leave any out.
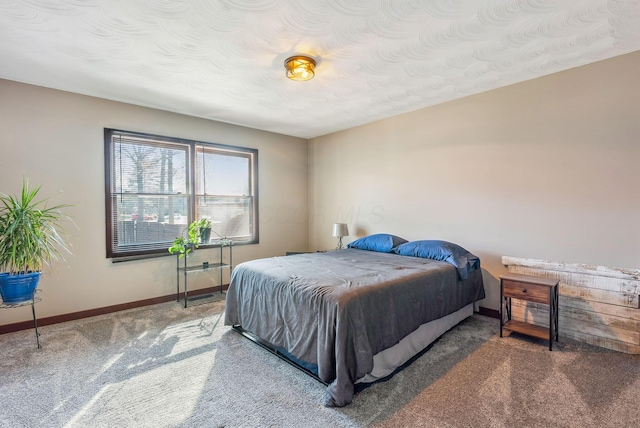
[308,51,640,311]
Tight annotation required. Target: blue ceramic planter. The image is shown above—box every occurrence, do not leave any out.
[0,272,41,304]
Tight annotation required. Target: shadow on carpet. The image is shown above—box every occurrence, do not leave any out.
[0,300,638,428]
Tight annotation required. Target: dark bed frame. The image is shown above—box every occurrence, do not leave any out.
[231,321,450,392]
[231,325,329,386]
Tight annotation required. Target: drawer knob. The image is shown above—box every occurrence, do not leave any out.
[522,288,527,293]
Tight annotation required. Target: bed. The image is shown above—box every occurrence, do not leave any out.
[224,235,485,407]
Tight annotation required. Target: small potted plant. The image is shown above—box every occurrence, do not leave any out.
[196,218,212,244]
[0,179,73,304]
[168,220,201,258]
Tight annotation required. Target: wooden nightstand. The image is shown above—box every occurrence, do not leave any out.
[500,273,559,351]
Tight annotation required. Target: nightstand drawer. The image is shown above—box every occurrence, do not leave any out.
[502,280,550,304]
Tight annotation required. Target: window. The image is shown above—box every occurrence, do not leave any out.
[104,129,258,259]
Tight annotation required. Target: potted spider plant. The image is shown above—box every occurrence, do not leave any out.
[0,179,73,304]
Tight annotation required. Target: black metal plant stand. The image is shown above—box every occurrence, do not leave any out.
[0,289,42,349]
[176,240,232,308]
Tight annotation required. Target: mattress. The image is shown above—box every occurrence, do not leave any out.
[357,303,473,383]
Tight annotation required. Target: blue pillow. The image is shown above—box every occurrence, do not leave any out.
[347,233,408,253]
[393,240,480,280]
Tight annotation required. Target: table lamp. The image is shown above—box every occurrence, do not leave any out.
[332,223,349,250]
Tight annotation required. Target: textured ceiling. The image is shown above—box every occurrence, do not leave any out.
[1,1,639,139]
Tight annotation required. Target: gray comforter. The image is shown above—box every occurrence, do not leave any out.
[224,249,485,407]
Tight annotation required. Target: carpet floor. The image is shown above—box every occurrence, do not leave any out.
[1,296,638,427]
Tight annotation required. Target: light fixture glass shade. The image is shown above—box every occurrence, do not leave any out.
[284,55,316,81]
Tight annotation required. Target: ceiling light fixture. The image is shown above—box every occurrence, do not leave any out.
[284,55,316,81]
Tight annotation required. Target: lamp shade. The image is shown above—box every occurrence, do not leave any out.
[332,223,348,237]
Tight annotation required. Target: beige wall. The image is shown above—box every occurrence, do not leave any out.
[0,80,308,325]
[2,51,639,325]
[309,51,640,311]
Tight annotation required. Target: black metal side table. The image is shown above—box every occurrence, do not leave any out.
[0,289,42,348]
